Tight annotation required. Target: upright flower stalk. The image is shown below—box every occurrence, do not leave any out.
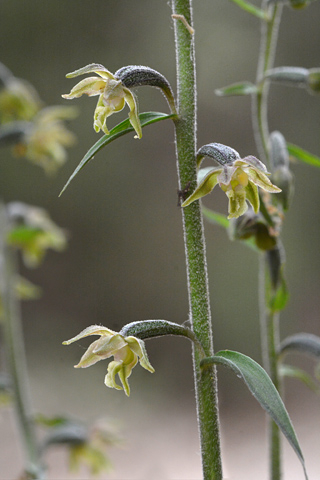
[171,1,222,478]
[253,0,283,165]
[253,3,284,479]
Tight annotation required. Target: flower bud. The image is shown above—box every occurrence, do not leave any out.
[269,131,289,170]
[264,67,308,88]
[289,0,310,9]
[269,132,294,211]
[307,68,320,94]
[229,209,277,251]
[272,166,294,211]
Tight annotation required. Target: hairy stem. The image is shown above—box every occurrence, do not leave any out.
[171,1,222,479]
[0,204,44,479]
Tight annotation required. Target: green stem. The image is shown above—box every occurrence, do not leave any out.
[252,0,283,165]
[0,204,44,479]
[171,2,222,479]
[253,4,284,480]
[259,253,281,480]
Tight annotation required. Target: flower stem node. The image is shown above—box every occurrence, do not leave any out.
[182,143,281,219]
[63,325,154,397]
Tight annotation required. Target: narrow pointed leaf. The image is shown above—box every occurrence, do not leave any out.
[215,81,258,97]
[287,143,320,168]
[201,206,229,229]
[228,0,267,19]
[279,333,320,358]
[201,350,308,479]
[279,364,320,394]
[60,112,176,195]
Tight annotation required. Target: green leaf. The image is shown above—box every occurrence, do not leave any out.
[60,112,176,196]
[279,364,320,394]
[201,350,308,479]
[228,0,267,19]
[35,414,70,428]
[287,143,320,169]
[268,275,289,313]
[201,206,229,229]
[7,226,42,244]
[215,81,258,97]
[279,333,320,358]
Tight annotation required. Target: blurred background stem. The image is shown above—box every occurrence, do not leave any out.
[253,3,284,480]
[0,204,44,479]
[253,0,283,165]
[171,1,222,478]
[259,254,282,480]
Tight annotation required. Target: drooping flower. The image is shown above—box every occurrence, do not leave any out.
[6,202,67,268]
[182,150,281,219]
[63,325,154,396]
[0,64,42,123]
[62,64,142,139]
[13,106,77,174]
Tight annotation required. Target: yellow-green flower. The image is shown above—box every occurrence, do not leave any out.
[182,155,281,219]
[62,64,142,139]
[7,202,67,268]
[13,106,77,174]
[63,325,154,396]
[0,74,42,123]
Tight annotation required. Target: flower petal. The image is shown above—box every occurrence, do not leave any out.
[245,181,260,213]
[74,339,106,368]
[181,168,221,207]
[65,64,114,80]
[62,325,117,345]
[123,88,142,139]
[240,155,269,173]
[247,167,281,192]
[93,334,127,356]
[126,337,155,373]
[62,77,106,99]
[105,361,123,391]
[226,189,248,219]
[218,165,238,186]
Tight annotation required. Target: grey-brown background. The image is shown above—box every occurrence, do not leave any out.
[1,1,320,479]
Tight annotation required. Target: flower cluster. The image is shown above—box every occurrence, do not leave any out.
[63,325,154,396]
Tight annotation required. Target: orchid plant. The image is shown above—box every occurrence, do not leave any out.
[58,1,320,480]
[1,1,320,479]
